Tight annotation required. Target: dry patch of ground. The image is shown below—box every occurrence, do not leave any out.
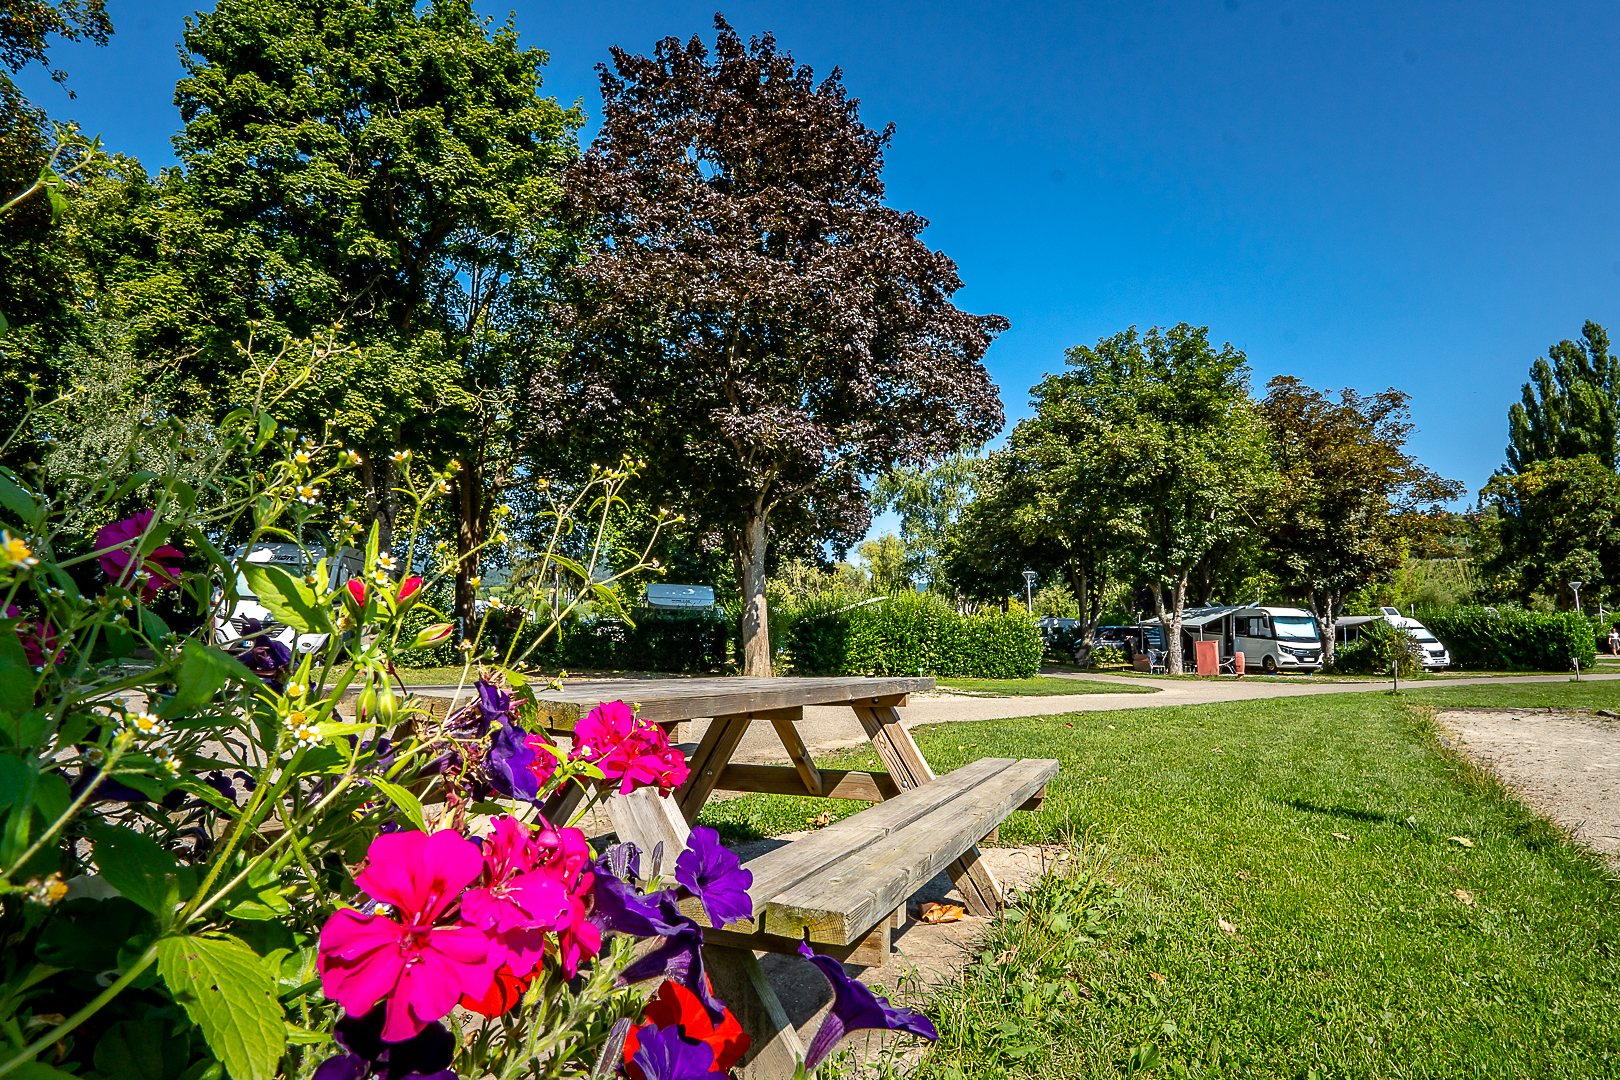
[1436,707,1620,862]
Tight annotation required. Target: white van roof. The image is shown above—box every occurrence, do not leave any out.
[646,584,715,608]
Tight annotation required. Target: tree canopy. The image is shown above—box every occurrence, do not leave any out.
[1505,320,1619,474]
[1480,454,1620,608]
[561,16,1005,674]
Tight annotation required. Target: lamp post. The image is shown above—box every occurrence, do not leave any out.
[1022,570,1037,614]
[1571,580,1584,616]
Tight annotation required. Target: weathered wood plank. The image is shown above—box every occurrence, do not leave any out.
[713,764,900,803]
[762,758,1059,945]
[677,715,753,823]
[702,917,891,967]
[853,704,935,793]
[770,717,822,795]
[526,676,933,730]
[604,783,691,862]
[678,757,1018,932]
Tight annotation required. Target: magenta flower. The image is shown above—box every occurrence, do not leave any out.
[311,1005,455,1080]
[318,830,496,1041]
[674,827,753,929]
[572,701,690,796]
[461,817,573,978]
[797,939,938,1069]
[346,579,368,607]
[94,512,183,599]
[5,605,60,667]
[398,576,423,602]
[537,824,600,977]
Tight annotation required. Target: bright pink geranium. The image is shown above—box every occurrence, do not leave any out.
[5,605,60,666]
[346,579,367,606]
[398,575,423,602]
[572,701,691,796]
[538,824,601,978]
[461,817,573,978]
[318,830,496,1042]
[94,512,183,599]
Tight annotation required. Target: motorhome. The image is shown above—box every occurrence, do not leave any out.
[211,543,364,655]
[1140,604,1325,673]
[1335,607,1451,669]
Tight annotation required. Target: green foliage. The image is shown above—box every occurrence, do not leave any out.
[1328,619,1423,677]
[1505,320,1620,473]
[1479,454,1620,607]
[457,606,734,674]
[1423,606,1597,671]
[871,452,981,587]
[155,935,285,1080]
[856,533,910,592]
[787,592,1042,678]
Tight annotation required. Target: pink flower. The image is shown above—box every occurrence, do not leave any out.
[461,817,573,978]
[318,830,495,1041]
[572,701,690,796]
[346,579,367,607]
[94,512,183,599]
[537,824,601,978]
[399,576,423,602]
[5,605,60,667]
[526,734,559,789]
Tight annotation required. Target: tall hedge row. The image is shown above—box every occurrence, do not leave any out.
[398,606,733,673]
[786,593,1042,678]
[1423,607,1596,671]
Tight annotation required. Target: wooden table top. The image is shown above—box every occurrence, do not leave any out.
[526,675,934,728]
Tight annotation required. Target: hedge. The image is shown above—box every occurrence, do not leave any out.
[398,605,732,673]
[787,592,1042,678]
[1422,607,1596,672]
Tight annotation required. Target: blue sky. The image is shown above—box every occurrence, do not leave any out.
[16,1,1620,546]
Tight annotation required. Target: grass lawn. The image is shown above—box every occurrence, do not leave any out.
[935,676,1159,697]
[702,682,1620,1078]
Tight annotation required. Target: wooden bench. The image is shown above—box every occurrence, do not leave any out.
[684,757,1058,967]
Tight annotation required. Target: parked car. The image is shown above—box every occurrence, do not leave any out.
[211,542,364,656]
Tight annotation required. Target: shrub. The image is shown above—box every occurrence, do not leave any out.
[1330,619,1424,676]
[1424,607,1597,671]
[788,592,1042,678]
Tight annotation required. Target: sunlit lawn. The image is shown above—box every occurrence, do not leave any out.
[703,682,1620,1078]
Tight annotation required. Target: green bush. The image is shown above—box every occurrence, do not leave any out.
[399,605,733,673]
[1330,619,1424,677]
[1424,607,1596,671]
[787,592,1042,678]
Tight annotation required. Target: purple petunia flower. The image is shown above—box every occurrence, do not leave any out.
[628,1020,717,1080]
[312,1003,456,1080]
[617,900,729,1020]
[588,850,685,939]
[797,939,938,1070]
[674,826,754,929]
[485,714,541,801]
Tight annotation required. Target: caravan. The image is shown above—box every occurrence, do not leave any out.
[1335,607,1451,669]
[1147,604,1325,673]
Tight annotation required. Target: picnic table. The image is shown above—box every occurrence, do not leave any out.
[526,676,1056,1078]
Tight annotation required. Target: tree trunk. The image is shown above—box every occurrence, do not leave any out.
[1153,571,1190,674]
[1317,588,1340,669]
[1065,562,1106,648]
[454,458,484,638]
[735,508,772,676]
[359,452,400,558]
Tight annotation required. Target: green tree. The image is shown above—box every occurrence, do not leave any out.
[871,451,979,588]
[1258,376,1465,666]
[1506,321,1620,473]
[1479,454,1620,608]
[561,17,1005,675]
[1063,324,1271,674]
[170,0,582,625]
[857,532,910,592]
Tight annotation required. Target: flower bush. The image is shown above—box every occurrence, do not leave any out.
[0,394,936,1079]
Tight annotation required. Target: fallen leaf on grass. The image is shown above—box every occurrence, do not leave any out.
[1149,971,1167,984]
[994,948,1017,965]
[1449,836,1475,848]
[1453,889,1475,906]
[1331,832,1353,842]
[1065,722,1076,728]
[1217,919,1238,935]
[805,811,833,828]
[919,902,965,924]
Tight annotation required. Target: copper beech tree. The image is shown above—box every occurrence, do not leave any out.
[562,16,1004,674]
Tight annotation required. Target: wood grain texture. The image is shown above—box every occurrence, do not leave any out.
[771,717,823,795]
[762,758,1059,944]
[677,715,753,822]
[714,764,900,802]
[702,945,805,1079]
[526,676,933,730]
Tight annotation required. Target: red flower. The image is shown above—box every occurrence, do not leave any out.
[458,963,533,1018]
[623,979,750,1077]
[346,579,367,607]
[399,576,423,602]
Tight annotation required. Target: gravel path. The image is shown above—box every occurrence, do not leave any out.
[1436,708,1620,862]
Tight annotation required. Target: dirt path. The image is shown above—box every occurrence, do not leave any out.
[1435,708,1620,863]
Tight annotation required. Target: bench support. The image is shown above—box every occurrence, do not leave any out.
[854,705,1005,916]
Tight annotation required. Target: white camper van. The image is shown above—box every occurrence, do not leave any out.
[1334,607,1451,669]
[211,543,365,655]
[1231,605,1325,673]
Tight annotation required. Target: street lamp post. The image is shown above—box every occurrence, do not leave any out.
[1571,580,1584,616]
[1022,570,1037,614]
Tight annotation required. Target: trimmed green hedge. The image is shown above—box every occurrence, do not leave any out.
[398,605,732,673]
[787,592,1042,678]
[1423,607,1596,672]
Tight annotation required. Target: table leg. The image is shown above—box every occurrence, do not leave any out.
[676,714,753,822]
[603,783,806,1078]
[853,704,1004,916]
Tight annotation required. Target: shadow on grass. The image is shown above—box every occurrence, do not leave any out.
[1281,798,1397,826]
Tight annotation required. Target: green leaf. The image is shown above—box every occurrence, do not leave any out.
[0,624,34,719]
[251,412,277,455]
[162,639,257,717]
[0,471,36,523]
[9,1062,78,1078]
[283,1023,330,1046]
[33,770,68,821]
[35,896,152,970]
[240,563,329,633]
[92,824,180,915]
[94,1019,191,1080]
[368,777,426,831]
[0,308,9,338]
[141,607,174,643]
[223,860,290,922]
[364,520,380,568]
[157,934,286,1080]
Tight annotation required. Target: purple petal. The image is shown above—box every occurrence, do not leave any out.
[629,1022,717,1080]
[798,940,938,1070]
[674,826,754,928]
[617,898,728,1020]
[485,716,540,802]
[588,852,685,938]
[312,1055,370,1080]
